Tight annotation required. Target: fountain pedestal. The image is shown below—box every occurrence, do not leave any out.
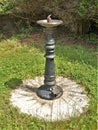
[37,17,63,100]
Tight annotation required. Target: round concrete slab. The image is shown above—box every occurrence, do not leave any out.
[10,76,89,121]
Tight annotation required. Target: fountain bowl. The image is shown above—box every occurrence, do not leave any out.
[37,19,63,28]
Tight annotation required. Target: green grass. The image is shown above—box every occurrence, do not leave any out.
[0,36,97,130]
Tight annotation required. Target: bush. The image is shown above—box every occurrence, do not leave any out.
[0,0,98,35]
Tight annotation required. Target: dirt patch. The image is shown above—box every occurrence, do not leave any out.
[20,28,97,50]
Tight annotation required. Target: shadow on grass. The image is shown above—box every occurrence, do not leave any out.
[5,78,23,89]
[5,78,38,95]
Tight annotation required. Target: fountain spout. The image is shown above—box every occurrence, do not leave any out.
[47,14,52,23]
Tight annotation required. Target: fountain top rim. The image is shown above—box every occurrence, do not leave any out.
[37,19,63,28]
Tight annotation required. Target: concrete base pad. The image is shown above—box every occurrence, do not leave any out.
[10,76,89,121]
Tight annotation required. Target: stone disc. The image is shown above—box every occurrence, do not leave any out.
[10,76,89,121]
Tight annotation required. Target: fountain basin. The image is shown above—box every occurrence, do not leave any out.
[37,19,63,28]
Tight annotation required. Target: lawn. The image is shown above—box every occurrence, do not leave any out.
[0,30,97,130]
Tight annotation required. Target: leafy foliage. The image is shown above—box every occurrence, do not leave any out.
[76,0,98,20]
[0,0,16,13]
[0,0,98,34]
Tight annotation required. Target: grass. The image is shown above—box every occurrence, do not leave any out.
[0,33,97,130]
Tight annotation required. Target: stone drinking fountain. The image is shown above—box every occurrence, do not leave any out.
[37,15,63,100]
[10,15,89,121]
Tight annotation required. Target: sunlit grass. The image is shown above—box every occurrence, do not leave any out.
[0,36,97,130]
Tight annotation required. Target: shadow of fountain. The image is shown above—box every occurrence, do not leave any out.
[22,85,38,93]
[5,78,39,97]
[5,78,23,89]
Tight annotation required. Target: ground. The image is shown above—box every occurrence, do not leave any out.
[0,25,98,50]
[24,29,97,48]
[0,25,97,130]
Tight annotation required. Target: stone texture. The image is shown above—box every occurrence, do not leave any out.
[10,76,89,121]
